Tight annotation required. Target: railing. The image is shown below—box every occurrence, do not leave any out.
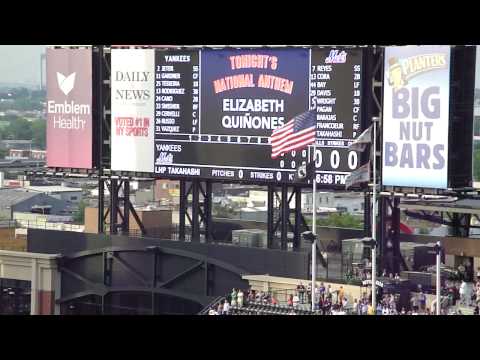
[198,296,225,315]
[14,219,84,232]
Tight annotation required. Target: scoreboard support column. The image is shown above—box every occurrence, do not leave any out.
[293,187,302,251]
[179,181,186,241]
[191,181,200,242]
[267,186,275,249]
[363,192,371,237]
[178,180,213,243]
[267,185,306,251]
[451,213,471,238]
[204,181,213,243]
[110,179,118,235]
[122,180,130,234]
[390,196,401,275]
[281,184,289,251]
[98,178,105,234]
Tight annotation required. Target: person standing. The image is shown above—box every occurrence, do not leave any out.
[361,300,368,315]
[460,280,467,306]
[338,286,345,305]
[231,288,237,307]
[208,307,218,315]
[410,293,418,311]
[326,284,331,300]
[237,289,244,308]
[376,302,383,315]
[293,293,300,308]
[418,291,426,312]
[319,282,325,298]
[299,283,306,304]
[353,298,359,315]
[367,302,375,315]
[223,300,230,315]
[217,302,223,315]
[476,281,480,305]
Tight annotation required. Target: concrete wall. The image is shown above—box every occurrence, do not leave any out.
[441,237,480,257]
[0,227,26,251]
[0,250,60,315]
[243,275,364,304]
[243,274,439,311]
[84,207,172,235]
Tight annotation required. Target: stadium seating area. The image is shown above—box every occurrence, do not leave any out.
[229,301,318,315]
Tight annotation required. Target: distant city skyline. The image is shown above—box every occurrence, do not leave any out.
[0,45,46,87]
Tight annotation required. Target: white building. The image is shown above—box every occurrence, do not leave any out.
[302,191,364,214]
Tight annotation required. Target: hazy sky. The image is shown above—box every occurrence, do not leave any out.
[0,45,46,86]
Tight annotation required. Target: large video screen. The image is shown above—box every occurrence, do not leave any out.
[111,49,155,173]
[150,47,364,186]
[473,46,480,187]
[46,48,93,169]
[382,46,451,189]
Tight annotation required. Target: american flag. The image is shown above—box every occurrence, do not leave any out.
[270,110,316,159]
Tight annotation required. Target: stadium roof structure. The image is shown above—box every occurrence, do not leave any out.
[400,198,480,216]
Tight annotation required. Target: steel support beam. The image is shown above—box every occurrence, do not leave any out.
[128,202,147,236]
[95,46,105,234]
[123,180,130,234]
[364,192,371,237]
[267,185,274,249]
[179,180,186,241]
[204,181,213,243]
[293,187,302,250]
[191,181,200,242]
[281,184,289,251]
[98,179,105,234]
[110,179,118,235]
[391,196,402,274]
[378,196,388,273]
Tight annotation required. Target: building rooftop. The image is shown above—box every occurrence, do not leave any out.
[0,188,40,207]
[25,186,83,194]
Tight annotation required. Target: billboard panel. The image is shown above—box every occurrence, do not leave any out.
[473,46,480,187]
[46,48,93,169]
[153,48,364,186]
[111,49,155,172]
[382,46,451,189]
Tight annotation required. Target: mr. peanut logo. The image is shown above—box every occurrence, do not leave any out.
[56,72,76,96]
[387,52,447,91]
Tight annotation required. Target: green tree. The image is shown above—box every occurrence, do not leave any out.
[5,117,32,140]
[473,146,480,182]
[73,200,87,224]
[31,119,46,148]
[317,213,363,229]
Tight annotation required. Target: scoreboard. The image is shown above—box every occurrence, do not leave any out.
[112,47,366,187]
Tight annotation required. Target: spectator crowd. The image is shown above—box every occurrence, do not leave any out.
[206,270,480,315]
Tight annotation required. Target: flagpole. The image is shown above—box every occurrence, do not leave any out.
[311,144,317,312]
[371,117,378,313]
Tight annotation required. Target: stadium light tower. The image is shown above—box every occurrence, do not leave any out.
[434,241,442,315]
[370,116,379,312]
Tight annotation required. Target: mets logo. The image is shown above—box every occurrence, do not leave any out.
[387,53,448,90]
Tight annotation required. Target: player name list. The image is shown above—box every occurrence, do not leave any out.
[154,50,200,137]
[310,49,362,149]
